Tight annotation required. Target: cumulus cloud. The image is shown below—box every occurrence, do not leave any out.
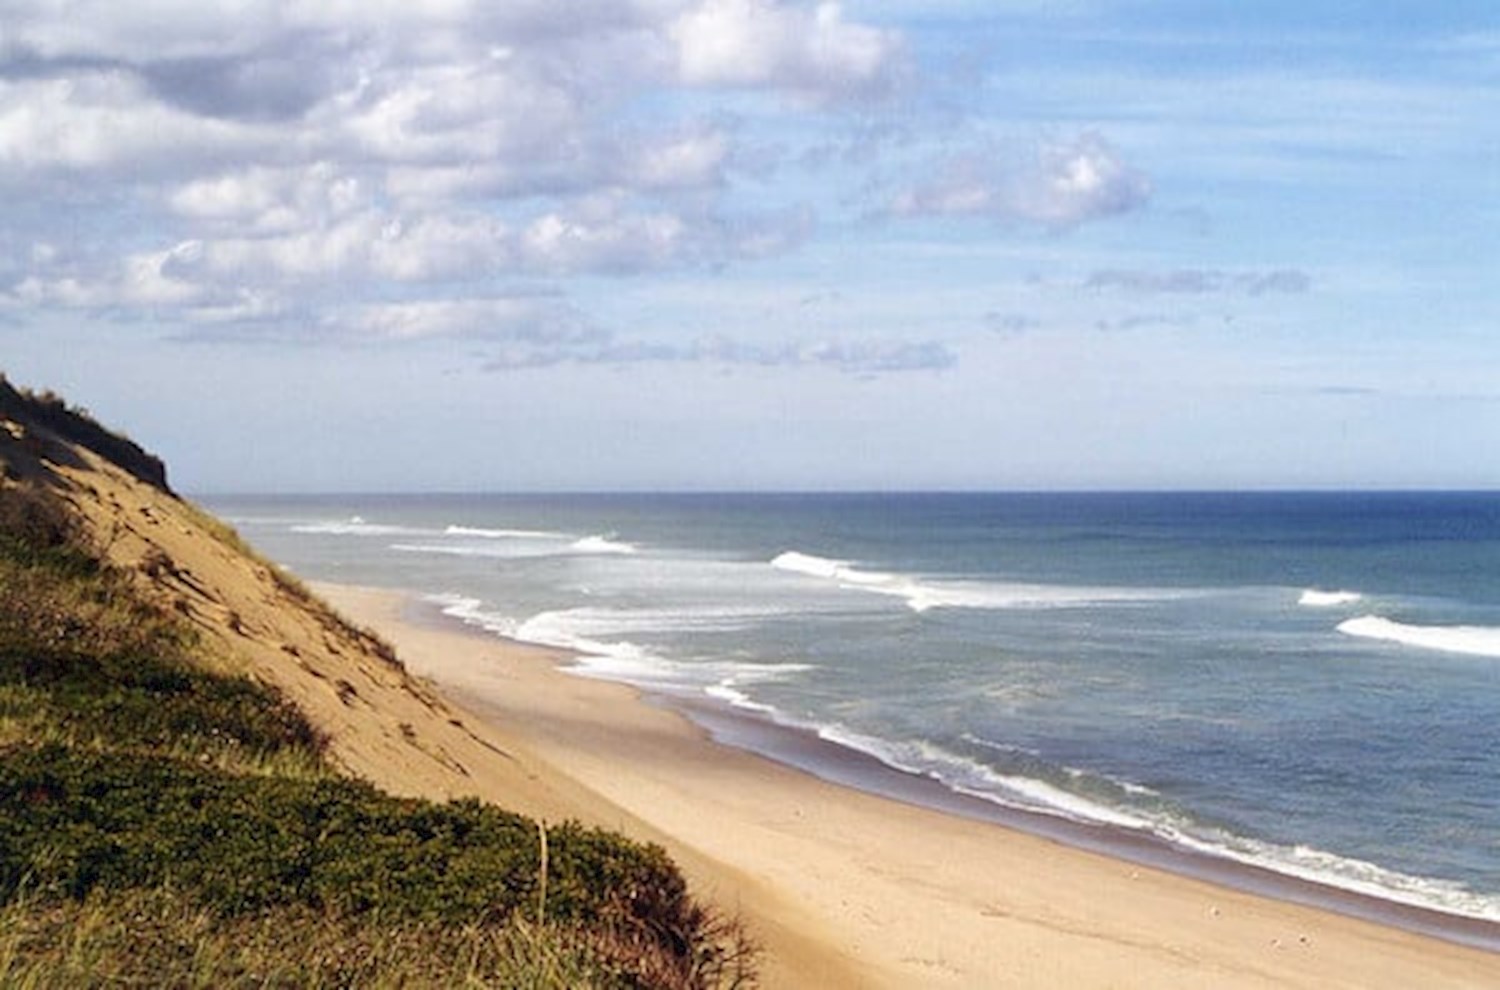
[890,132,1151,228]
[142,45,347,123]
[168,163,364,232]
[1,2,901,323]
[671,0,905,101]
[12,196,811,324]
[0,1,962,382]
[0,73,257,177]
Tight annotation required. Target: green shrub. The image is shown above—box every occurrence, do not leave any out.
[0,887,643,989]
[0,455,755,987]
[0,744,718,975]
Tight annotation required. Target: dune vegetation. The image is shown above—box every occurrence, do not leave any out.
[0,378,755,988]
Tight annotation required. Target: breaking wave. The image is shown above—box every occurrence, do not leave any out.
[570,534,637,555]
[1337,615,1500,658]
[290,516,426,537]
[444,524,565,539]
[431,596,810,711]
[799,724,1500,921]
[770,550,1179,613]
[1299,588,1363,607]
[392,531,637,559]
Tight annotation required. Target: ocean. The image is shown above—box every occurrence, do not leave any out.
[204,491,1500,928]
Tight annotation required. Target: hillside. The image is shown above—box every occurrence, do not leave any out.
[0,375,754,988]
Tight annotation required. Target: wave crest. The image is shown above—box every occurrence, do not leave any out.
[290,517,424,537]
[1337,615,1500,658]
[444,524,562,539]
[1299,588,1363,607]
[571,534,637,555]
[771,550,1180,613]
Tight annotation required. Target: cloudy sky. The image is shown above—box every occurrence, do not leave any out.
[2,1,1497,492]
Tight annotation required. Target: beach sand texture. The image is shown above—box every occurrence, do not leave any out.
[29,437,1500,988]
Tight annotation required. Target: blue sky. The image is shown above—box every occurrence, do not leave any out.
[2,1,1497,491]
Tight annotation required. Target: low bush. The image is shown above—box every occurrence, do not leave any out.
[0,474,755,987]
[0,746,693,942]
[0,887,635,989]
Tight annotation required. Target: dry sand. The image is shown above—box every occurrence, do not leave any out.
[320,583,1500,989]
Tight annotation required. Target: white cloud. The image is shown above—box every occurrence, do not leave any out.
[158,209,517,285]
[168,164,365,233]
[0,74,254,176]
[335,61,583,167]
[331,296,604,343]
[890,131,1151,228]
[625,127,732,190]
[1016,132,1151,225]
[0,0,950,375]
[671,0,904,101]
[380,124,734,204]
[521,207,691,275]
[7,243,215,312]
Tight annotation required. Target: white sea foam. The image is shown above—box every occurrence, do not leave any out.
[430,593,522,638]
[291,517,426,537]
[1163,831,1500,923]
[770,551,861,581]
[813,724,1153,830]
[703,683,779,714]
[1337,615,1500,658]
[511,608,811,697]
[813,723,1500,921]
[570,534,637,555]
[444,524,564,539]
[393,542,558,560]
[393,530,636,560]
[432,596,659,673]
[771,550,1179,613]
[1299,588,1363,607]
[508,605,780,637]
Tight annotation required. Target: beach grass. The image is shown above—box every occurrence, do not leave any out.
[0,887,637,989]
[0,465,755,989]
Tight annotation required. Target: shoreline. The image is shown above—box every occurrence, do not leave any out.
[322,581,1500,988]
[668,691,1500,954]
[415,595,1500,951]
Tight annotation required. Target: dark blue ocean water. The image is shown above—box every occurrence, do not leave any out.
[205,492,1500,921]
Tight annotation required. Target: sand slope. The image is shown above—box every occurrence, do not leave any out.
[3,412,863,984]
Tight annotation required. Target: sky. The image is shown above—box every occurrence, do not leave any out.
[2,1,1498,493]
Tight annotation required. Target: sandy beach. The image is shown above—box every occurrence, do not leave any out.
[318,583,1500,989]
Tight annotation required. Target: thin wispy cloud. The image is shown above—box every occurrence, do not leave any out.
[482,333,956,376]
[1084,269,1312,296]
[888,132,1151,228]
